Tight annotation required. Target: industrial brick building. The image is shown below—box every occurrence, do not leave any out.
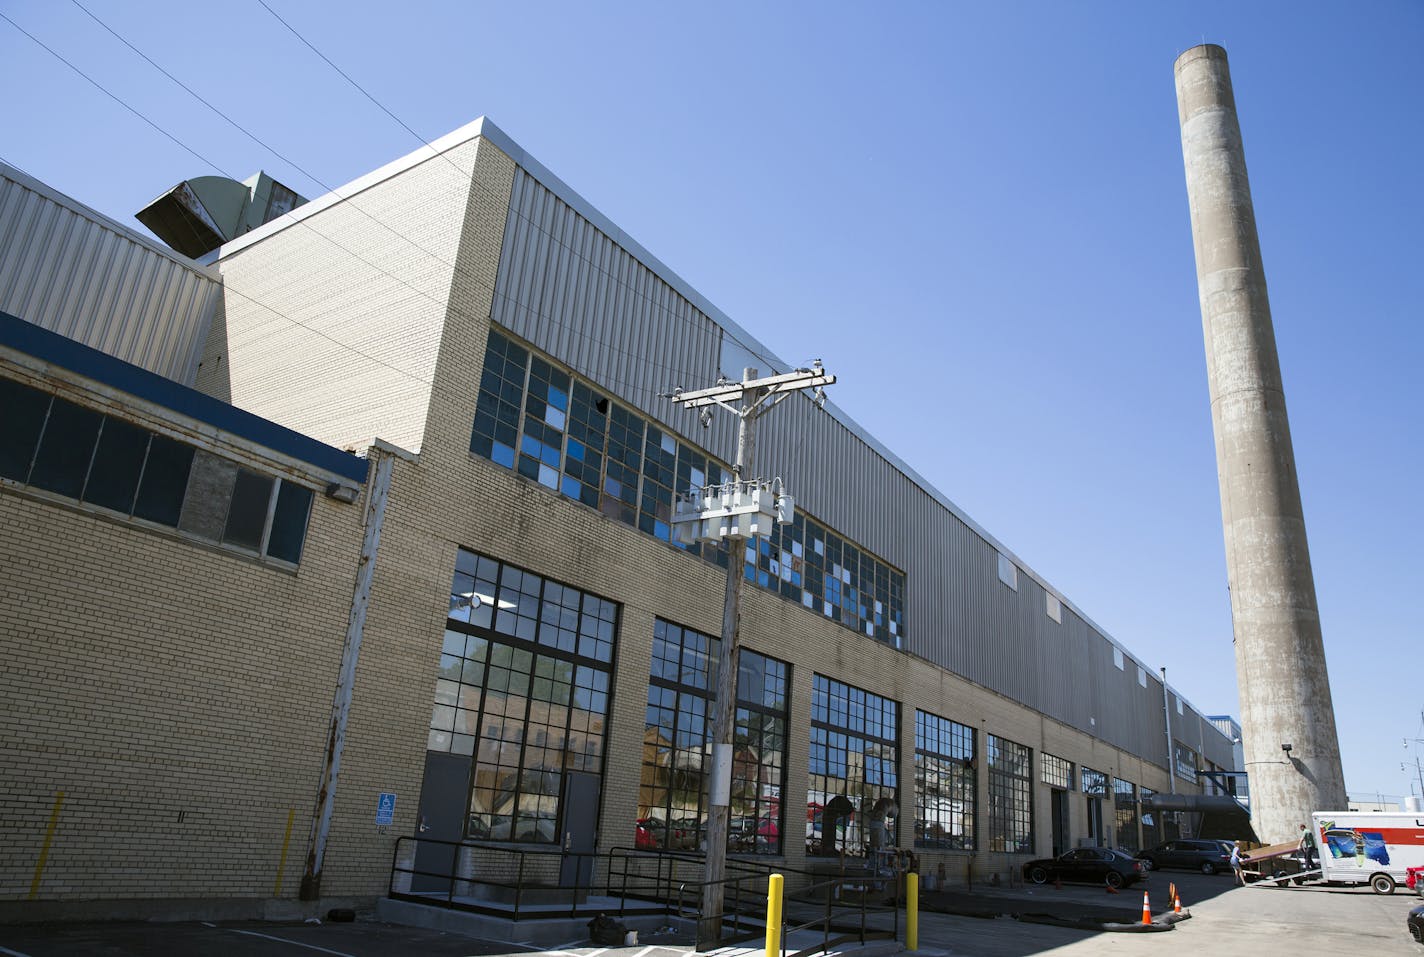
[0,119,1235,919]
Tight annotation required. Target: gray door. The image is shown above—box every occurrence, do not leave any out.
[1050,790,1068,857]
[1086,796,1104,844]
[559,772,600,888]
[413,751,472,894]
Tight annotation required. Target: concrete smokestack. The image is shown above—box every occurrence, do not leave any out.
[1173,44,1348,842]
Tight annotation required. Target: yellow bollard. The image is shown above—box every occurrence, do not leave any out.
[765,873,784,957]
[907,871,919,951]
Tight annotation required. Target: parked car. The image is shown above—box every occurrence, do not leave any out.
[635,817,664,849]
[729,814,779,852]
[1023,847,1147,889]
[1136,839,1233,875]
[1406,865,1423,897]
[1408,902,1423,945]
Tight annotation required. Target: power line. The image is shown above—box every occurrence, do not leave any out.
[0,10,229,179]
[0,9,442,388]
[1,4,822,475]
[256,0,436,163]
[58,0,729,404]
[247,0,768,381]
[67,0,383,199]
[1,10,678,409]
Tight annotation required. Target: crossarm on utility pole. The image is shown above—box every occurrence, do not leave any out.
[675,368,834,408]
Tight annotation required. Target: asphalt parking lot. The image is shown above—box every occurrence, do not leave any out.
[1,871,1419,957]
[911,868,1423,956]
[0,919,542,957]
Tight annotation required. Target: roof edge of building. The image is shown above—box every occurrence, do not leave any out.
[0,310,367,486]
[1,163,220,280]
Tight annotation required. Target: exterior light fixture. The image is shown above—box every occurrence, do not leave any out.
[325,482,359,503]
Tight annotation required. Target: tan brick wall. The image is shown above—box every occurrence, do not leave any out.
[3,129,1205,912]
[302,117,1204,899]
[199,139,489,454]
[0,475,364,902]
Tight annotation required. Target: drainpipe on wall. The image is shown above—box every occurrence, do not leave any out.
[1161,667,1176,796]
[1161,666,1179,837]
[299,441,407,901]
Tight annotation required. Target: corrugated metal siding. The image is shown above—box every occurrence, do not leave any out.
[489,167,1211,773]
[493,171,739,455]
[0,169,219,385]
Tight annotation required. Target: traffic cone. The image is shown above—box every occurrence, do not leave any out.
[1140,891,1151,925]
[1106,881,1119,894]
[1053,877,1062,891]
[1168,881,1177,903]
[1173,891,1182,914]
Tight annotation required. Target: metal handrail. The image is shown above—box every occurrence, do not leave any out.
[388,834,602,921]
[388,835,903,953]
[778,858,903,957]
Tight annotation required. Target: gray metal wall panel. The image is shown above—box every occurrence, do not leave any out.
[0,170,219,385]
[487,167,1226,775]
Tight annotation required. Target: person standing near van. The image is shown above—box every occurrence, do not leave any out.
[1298,823,1318,870]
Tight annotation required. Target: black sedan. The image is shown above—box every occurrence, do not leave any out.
[1023,846,1147,889]
[1409,902,1422,945]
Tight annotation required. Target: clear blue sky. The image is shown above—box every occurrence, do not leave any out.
[3,1,1421,803]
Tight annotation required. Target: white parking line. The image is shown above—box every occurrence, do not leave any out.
[227,929,357,956]
[0,945,36,957]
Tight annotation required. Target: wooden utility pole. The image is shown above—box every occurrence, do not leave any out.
[670,362,833,943]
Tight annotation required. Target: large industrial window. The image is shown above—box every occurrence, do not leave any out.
[1081,767,1108,795]
[808,675,899,858]
[433,549,617,843]
[1041,753,1073,790]
[986,735,1032,853]
[1113,778,1139,852]
[0,375,314,565]
[732,650,789,854]
[756,511,905,643]
[1174,742,1198,782]
[913,711,975,850]
[469,328,906,644]
[1139,786,1160,846]
[637,622,788,856]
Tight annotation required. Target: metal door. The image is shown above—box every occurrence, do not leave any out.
[1050,790,1068,856]
[559,772,600,888]
[412,751,472,893]
[1086,796,1104,844]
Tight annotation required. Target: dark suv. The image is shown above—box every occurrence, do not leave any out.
[1135,839,1232,874]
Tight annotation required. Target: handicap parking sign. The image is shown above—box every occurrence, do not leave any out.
[375,792,397,825]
